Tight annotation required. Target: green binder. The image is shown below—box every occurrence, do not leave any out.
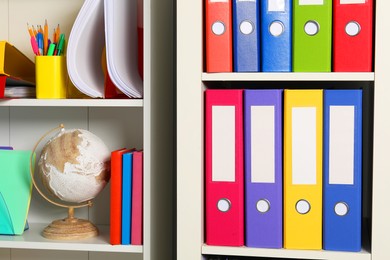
[0,150,34,235]
[293,0,332,72]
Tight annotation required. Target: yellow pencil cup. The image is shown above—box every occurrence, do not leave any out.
[35,56,67,99]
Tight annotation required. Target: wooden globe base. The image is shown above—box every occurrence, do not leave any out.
[42,207,98,240]
[43,217,99,240]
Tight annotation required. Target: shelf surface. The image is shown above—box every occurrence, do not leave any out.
[0,223,143,253]
[202,72,375,81]
[202,245,371,260]
[0,99,143,107]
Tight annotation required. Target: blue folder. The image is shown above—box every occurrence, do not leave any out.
[233,0,260,72]
[122,152,133,245]
[323,90,362,251]
[261,0,291,72]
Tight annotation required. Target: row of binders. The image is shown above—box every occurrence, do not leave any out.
[205,89,363,251]
[110,148,143,245]
[205,0,373,73]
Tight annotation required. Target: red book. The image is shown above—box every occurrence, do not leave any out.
[333,0,373,72]
[131,150,143,245]
[110,148,131,245]
[205,89,244,246]
[205,0,233,72]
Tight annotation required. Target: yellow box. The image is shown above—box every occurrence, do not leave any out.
[35,56,67,99]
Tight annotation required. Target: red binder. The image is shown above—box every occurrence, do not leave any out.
[333,0,373,72]
[205,89,244,246]
[131,150,143,245]
[205,0,233,72]
[110,148,131,245]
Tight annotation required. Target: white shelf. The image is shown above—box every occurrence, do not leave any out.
[202,72,375,81]
[202,245,371,260]
[0,99,143,107]
[0,223,143,253]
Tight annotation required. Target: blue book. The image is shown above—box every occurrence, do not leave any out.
[121,152,133,245]
[233,0,260,72]
[323,90,362,252]
[261,0,292,72]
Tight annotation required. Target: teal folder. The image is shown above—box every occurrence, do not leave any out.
[0,150,34,235]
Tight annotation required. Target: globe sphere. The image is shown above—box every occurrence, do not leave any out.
[38,128,110,204]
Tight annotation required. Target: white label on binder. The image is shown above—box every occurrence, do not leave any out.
[268,0,286,12]
[292,107,317,185]
[340,0,366,4]
[299,0,324,5]
[251,106,275,183]
[329,106,355,185]
[212,106,235,182]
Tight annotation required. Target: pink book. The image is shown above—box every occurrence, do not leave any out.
[131,150,143,244]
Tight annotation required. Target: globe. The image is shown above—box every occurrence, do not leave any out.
[38,128,111,204]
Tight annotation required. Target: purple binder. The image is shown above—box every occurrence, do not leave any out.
[244,89,283,248]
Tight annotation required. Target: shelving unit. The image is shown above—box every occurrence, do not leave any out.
[0,0,173,260]
[176,0,389,260]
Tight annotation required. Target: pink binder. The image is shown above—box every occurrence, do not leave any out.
[205,89,244,246]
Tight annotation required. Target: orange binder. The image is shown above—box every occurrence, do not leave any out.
[110,148,131,245]
[205,0,233,72]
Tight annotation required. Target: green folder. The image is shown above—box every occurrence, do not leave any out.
[0,150,34,235]
[293,0,332,72]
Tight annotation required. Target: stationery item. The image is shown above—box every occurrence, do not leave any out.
[261,0,292,72]
[37,32,44,56]
[104,0,143,98]
[4,86,36,98]
[0,150,34,235]
[35,56,67,99]
[244,89,283,248]
[333,0,373,72]
[110,148,131,245]
[0,147,13,150]
[44,19,49,55]
[232,0,260,72]
[30,36,40,56]
[0,41,35,98]
[101,48,127,99]
[293,0,332,72]
[284,89,323,249]
[323,89,362,251]
[67,0,106,98]
[55,34,65,56]
[122,151,133,245]
[131,150,143,245]
[205,0,233,72]
[47,43,56,56]
[205,89,244,246]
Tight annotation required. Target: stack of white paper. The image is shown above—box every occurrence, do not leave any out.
[67,0,142,98]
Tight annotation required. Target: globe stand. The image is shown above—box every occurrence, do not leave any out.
[42,207,98,240]
[30,124,99,240]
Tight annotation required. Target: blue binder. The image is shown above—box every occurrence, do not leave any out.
[233,0,260,72]
[323,90,362,252]
[261,0,292,72]
[122,152,133,245]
